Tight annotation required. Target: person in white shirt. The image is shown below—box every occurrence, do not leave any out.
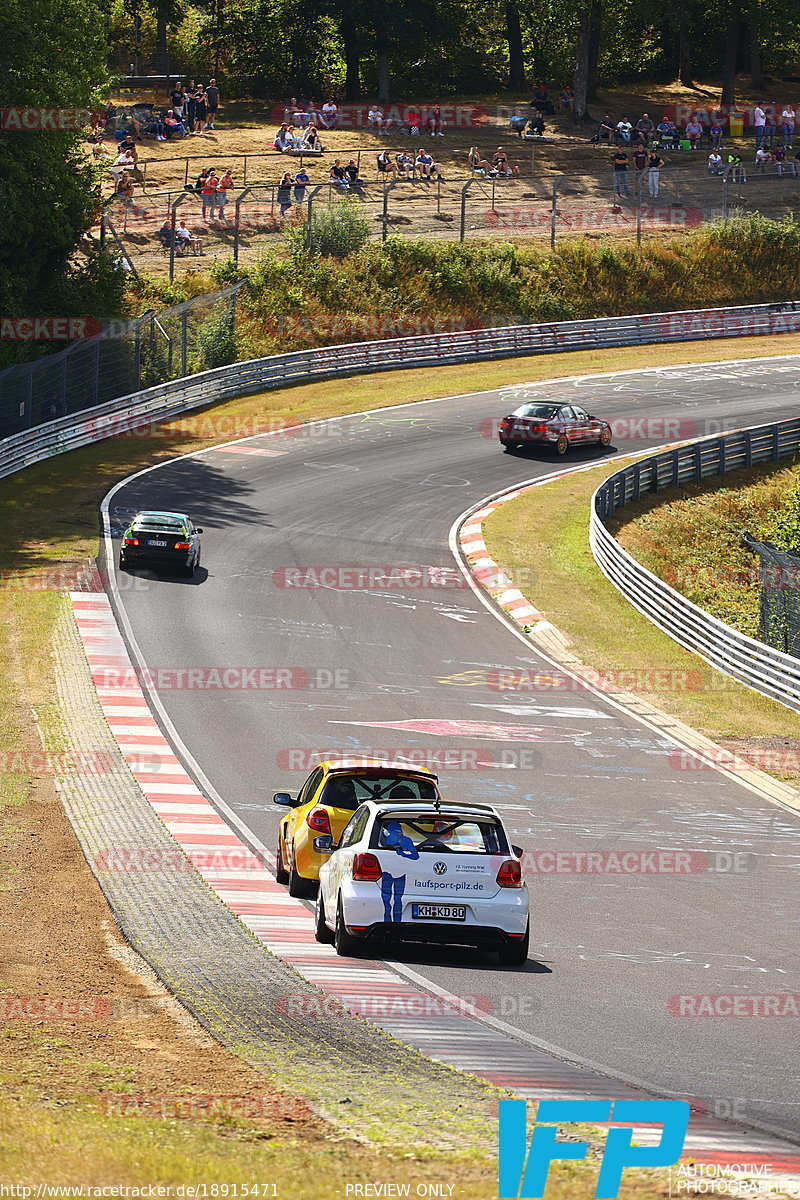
[707,150,723,174]
[755,145,771,171]
[753,103,766,149]
[320,100,338,129]
[781,106,795,149]
[368,104,385,132]
[616,118,632,143]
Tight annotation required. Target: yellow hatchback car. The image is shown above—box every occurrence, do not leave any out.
[273,758,441,897]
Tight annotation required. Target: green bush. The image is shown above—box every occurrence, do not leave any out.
[291,201,371,260]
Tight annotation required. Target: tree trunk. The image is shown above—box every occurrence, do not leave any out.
[505,0,526,90]
[749,9,763,91]
[678,19,692,86]
[573,3,591,121]
[340,13,361,100]
[153,12,169,73]
[587,0,602,99]
[376,28,390,102]
[721,15,740,106]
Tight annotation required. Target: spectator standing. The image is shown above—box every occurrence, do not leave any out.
[635,113,654,144]
[216,168,233,219]
[633,145,647,174]
[293,166,310,202]
[185,80,197,131]
[685,116,703,148]
[613,147,630,196]
[647,150,665,197]
[277,172,293,217]
[170,82,186,120]
[763,104,776,148]
[616,117,632,143]
[781,105,795,149]
[201,168,219,218]
[193,85,208,135]
[753,103,766,149]
[206,79,220,129]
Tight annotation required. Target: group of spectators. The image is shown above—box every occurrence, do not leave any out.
[468,145,520,176]
[165,80,220,135]
[610,147,667,198]
[185,166,236,219]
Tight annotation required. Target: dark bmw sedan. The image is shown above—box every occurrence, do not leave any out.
[119,511,203,577]
[498,402,612,454]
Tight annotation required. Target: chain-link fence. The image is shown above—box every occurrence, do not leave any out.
[742,533,800,656]
[0,284,242,439]
[103,161,800,275]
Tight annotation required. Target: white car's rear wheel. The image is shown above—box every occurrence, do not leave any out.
[498,921,529,966]
[334,896,361,957]
[314,893,334,944]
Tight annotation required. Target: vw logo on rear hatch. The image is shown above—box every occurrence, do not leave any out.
[433,861,447,875]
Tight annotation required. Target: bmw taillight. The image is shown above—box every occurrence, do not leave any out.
[306,807,331,834]
[174,541,191,550]
[499,416,512,429]
[527,422,547,434]
[352,852,382,882]
[496,858,522,888]
[123,537,139,546]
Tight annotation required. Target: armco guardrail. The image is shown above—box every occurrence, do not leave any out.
[4,299,800,485]
[590,418,800,713]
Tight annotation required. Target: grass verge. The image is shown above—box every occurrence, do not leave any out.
[2,335,799,1189]
[483,457,800,785]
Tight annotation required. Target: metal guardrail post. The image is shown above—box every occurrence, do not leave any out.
[233,187,253,266]
[304,183,328,254]
[636,170,643,245]
[459,178,479,242]
[722,166,730,219]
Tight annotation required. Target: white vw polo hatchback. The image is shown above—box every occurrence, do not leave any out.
[314,800,529,965]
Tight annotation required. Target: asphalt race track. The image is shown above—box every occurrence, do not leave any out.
[103,357,800,1143]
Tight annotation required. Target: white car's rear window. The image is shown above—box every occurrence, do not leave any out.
[372,815,507,855]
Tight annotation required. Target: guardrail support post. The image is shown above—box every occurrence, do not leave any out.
[551,175,564,249]
[636,170,643,245]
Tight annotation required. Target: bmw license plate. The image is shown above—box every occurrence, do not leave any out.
[412,903,466,921]
[148,539,168,547]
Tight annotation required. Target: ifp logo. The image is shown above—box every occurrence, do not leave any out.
[498,1098,690,1198]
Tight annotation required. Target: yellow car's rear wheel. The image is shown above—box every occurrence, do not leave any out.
[288,843,317,899]
[275,832,289,884]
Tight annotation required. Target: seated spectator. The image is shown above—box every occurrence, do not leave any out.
[707,150,723,174]
[491,147,518,176]
[510,114,528,136]
[528,112,545,136]
[320,99,338,128]
[616,117,632,143]
[468,145,492,172]
[395,151,414,177]
[368,104,385,132]
[110,147,136,182]
[532,85,554,114]
[115,171,135,203]
[175,220,202,253]
[755,145,771,170]
[709,120,724,150]
[415,147,435,177]
[559,85,574,111]
[344,158,363,190]
[594,114,615,144]
[427,104,444,136]
[118,134,138,162]
[377,148,398,175]
[655,117,678,149]
[635,113,654,144]
[728,151,747,181]
[302,124,323,151]
[273,123,294,151]
[685,117,703,147]
[772,144,787,175]
[163,110,185,139]
[283,96,301,123]
[329,158,349,189]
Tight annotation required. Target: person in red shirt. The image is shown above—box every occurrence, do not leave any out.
[201,169,219,219]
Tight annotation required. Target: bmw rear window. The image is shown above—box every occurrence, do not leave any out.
[371,815,507,854]
[133,518,188,533]
[511,404,560,419]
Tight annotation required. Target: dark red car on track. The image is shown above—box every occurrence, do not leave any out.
[498,401,612,454]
